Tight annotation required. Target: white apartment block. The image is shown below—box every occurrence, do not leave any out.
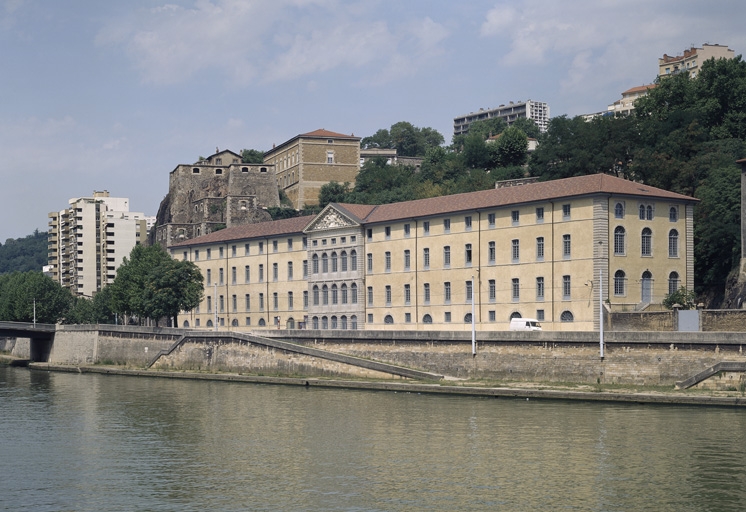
[48,191,153,297]
[454,100,550,137]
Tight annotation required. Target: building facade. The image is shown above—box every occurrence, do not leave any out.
[453,100,550,137]
[153,149,279,248]
[264,129,361,210]
[48,191,152,297]
[607,84,656,116]
[658,43,735,78]
[172,174,697,332]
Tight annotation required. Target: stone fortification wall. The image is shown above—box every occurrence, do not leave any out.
[701,310,746,331]
[608,311,674,331]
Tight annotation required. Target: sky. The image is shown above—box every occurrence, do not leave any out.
[1,0,745,242]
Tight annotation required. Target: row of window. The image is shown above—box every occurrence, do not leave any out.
[365,310,574,325]
[613,270,680,297]
[614,227,679,257]
[614,202,679,222]
[312,283,359,306]
[200,291,309,313]
[311,251,358,273]
[206,261,309,285]
[190,238,308,261]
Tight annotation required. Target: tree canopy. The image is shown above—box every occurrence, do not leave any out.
[0,230,48,274]
[361,121,444,157]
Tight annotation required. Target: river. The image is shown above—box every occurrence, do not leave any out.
[1,366,745,511]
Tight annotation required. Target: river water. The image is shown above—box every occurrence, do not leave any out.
[1,366,745,511]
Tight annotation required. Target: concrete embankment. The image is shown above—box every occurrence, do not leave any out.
[27,362,746,407]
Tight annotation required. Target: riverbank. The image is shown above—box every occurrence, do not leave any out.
[20,360,746,407]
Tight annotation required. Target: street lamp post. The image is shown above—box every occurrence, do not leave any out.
[471,275,476,356]
[598,240,604,360]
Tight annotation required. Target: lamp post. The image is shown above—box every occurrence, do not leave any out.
[598,240,604,360]
[471,275,476,356]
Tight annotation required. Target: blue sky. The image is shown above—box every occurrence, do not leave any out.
[1,0,745,241]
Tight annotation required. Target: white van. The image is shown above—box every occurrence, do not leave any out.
[509,318,542,331]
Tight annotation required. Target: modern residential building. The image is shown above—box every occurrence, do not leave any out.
[172,174,697,332]
[264,129,361,210]
[658,43,735,78]
[48,191,153,297]
[453,100,550,137]
[152,149,279,248]
[606,84,656,116]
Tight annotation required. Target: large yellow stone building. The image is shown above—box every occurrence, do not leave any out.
[171,174,697,332]
[264,129,361,210]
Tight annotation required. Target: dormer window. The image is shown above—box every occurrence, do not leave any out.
[215,158,222,165]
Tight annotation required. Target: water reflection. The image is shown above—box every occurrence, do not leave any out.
[1,367,745,511]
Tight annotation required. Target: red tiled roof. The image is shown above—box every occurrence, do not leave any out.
[171,215,314,247]
[622,84,656,95]
[334,203,378,222]
[301,128,360,139]
[341,174,696,225]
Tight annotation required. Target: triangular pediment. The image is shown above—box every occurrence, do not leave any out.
[304,205,359,233]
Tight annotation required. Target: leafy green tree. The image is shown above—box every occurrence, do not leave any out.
[361,122,444,156]
[662,287,697,310]
[241,149,265,163]
[0,230,48,274]
[110,245,171,321]
[0,271,73,323]
[142,257,204,326]
[493,126,529,167]
[318,181,350,208]
[462,133,490,169]
[361,128,392,149]
[510,117,541,139]
[465,117,508,141]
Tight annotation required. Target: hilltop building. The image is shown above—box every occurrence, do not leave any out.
[152,149,280,248]
[48,191,153,297]
[658,43,734,78]
[171,174,696,332]
[453,100,550,137]
[264,129,361,210]
[607,84,656,116]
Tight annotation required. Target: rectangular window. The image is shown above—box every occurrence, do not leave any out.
[287,238,293,250]
[489,310,496,322]
[465,244,472,266]
[536,277,545,300]
[423,248,430,269]
[511,210,519,225]
[424,283,431,304]
[219,268,224,285]
[244,243,250,256]
[404,284,411,305]
[443,218,451,233]
[443,246,451,268]
[512,278,520,301]
[259,242,264,254]
[195,250,200,261]
[536,207,544,222]
[272,240,278,253]
[245,294,250,311]
[288,292,293,310]
[219,247,224,258]
[272,292,278,310]
[444,312,451,323]
[465,216,472,230]
[302,237,307,249]
[259,264,264,282]
[367,253,373,273]
[423,221,430,235]
[537,309,545,321]
[207,269,212,285]
[489,280,496,301]
[367,228,373,241]
[404,223,411,237]
[287,262,293,280]
[385,285,392,305]
[385,251,391,272]
[404,250,411,271]
[207,296,212,313]
[512,239,519,263]
[272,263,278,281]
[232,294,237,312]
[405,313,411,323]
[385,226,391,239]
[303,291,309,309]
[444,282,451,303]
[207,248,211,260]
[245,317,250,326]
[537,237,544,261]
[231,245,237,257]
[219,295,224,313]
[231,266,237,285]
[303,260,308,278]
[368,313,373,324]
[488,213,496,227]
[466,280,473,303]
[488,241,496,264]
[563,234,571,258]
[563,275,571,299]
[259,293,264,310]
[367,286,374,305]
[562,204,571,219]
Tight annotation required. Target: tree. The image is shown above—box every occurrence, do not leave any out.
[141,257,204,326]
[318,181,350,208]
[462,133,490,169]
[663,287,697,310]
[0,230,48,274]
[241,149,265,164]
[493,126,529,167]
[0,271,73,323]
[361,122,444,157]
[510,117,541,139]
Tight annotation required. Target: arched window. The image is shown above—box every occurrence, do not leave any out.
[183,320,190,328]
[341,284,348,304]
[322,285,329,305]
[206,320,213,327]
[641,228,652,256]
[641,271,653,303]
[340,251,348,271]
[350,250,358,271]
[312,254,319,274]
[322,316,329,329]
[510,311,522,320]
[231,319,238,327]
[614,202,624,218]
[312,316,319,329]
[331,284,338,304]
[423,314,433,324]
[351,315,358,330]
[464,313,473,323]
[331,316,338,329]
[669,206,678,222]
[614,270,626,296]
[287,317,295,329]
[331,252,338,272]
[646,205,653,220]
[384,314,394,324]
[313,285,320,305]
[258,318,266,326]
[560,311,574,322]
[322,253,329,273]
[351,283,358,304]
[614,226,626,255]
[668,229,679,257]
[668,271,680,295]
[639,204,645,220]
[340,315,347,330]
